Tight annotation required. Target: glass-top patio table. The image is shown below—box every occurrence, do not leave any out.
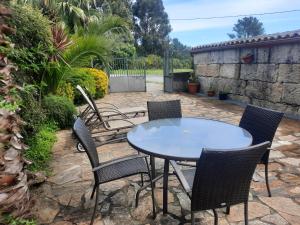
[127,117,253,214]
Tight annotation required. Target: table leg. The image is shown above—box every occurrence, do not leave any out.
[150,156,156,187]
[163,159,169,214]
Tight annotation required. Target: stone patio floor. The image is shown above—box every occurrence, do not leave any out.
[32,84,300,225]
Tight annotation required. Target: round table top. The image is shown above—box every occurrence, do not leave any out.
[127,117,253,161]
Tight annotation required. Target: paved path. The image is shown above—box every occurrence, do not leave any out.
[32,89,300,225]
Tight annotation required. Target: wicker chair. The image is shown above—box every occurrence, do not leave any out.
[171,142,270,225]
[147,100,182,121]
[239,104,284,197]
[73,118,155,225]
[147,100,183,179]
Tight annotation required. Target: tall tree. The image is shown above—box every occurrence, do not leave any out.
[170,38,191,59]
[228,16,265,39]
[133,0,171,56]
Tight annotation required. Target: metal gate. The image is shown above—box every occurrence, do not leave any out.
[163,47,173,92]
[108,58,146,93]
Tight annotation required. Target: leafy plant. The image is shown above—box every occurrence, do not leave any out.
[188,71,198,83]
[19,85,47,138]
[82,68,108,98]
[4,215,36,225]
[8,3,53,83]
[63,67,96,104]
[25,122,57,171]
[42,95,76,128]
[50,24,73,62]
[56,82,75,101]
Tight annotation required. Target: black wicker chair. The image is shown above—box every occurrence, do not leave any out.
[73,118,155,225]
[171,142,270,225]
[147,100,182,121]
[147,100,183,180]
[239,104,284,197]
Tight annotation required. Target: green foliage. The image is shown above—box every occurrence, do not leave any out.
[228,16,265,39]
[9,4,52,49]
[133,0,171,56]
[145,54,163,69]
[19,85,47,138]
[8,3,53,83]
[42,95,77,129]
[63,68,96,104]
[25,122,57,171]
[56,82,75,101]
[4,215,36,225]
[63,35,112,68]
[82,68,109,98]
[170,38,191,59]
[42,61,66,94]
[172,57,192,69]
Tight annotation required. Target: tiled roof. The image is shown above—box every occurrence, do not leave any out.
[191,29,300,53]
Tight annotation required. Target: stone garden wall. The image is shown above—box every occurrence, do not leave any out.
[193,43,300,117]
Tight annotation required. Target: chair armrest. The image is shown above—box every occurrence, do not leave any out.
[92,154,148,172]
[99,108,129,119]
[96,102,118,109]
[170,160,192,193]
[104,118,135,126]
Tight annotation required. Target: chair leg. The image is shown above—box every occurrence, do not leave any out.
[140,174,144,186]
[226,206,230,214]
[244,201,248,225]
[265,163,272,197]
[191,211,195,225]
[90,184,96,199]
[90,186,99,225]
[212,209,218,225]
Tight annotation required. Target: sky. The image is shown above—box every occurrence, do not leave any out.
[162,0,300,47]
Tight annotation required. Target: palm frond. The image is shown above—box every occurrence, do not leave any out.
[63,35,113,67]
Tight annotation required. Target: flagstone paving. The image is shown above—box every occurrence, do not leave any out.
[31,85,300,225]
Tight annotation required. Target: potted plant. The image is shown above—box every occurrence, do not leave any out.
[207,82,215,97]
[188,72,200,94]
[218,86,230,100]
[242,53,254,64]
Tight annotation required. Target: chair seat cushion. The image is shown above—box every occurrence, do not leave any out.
[98,155,148,184]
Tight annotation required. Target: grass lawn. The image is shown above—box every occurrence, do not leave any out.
[111,68,192,76]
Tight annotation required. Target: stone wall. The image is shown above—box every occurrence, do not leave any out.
[193,43,300,117]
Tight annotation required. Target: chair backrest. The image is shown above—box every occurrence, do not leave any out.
[239,104,284,145]
[147,100,182,121]
[82,86,106,124]
[191,141,270,211]
[73,118,100,182]
[76,85,95,111]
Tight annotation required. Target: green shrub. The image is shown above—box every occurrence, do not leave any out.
[25,123,57,172]
[145,54,163,69]
[19,85,47,138]
[8,4,53,83]
[64,68,97,104]
[9,4,52,49]
[81,68,109,99]
[43,95,77,129]
[3,214,36,225]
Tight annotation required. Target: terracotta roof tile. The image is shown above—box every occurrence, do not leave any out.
[191,29,300,53]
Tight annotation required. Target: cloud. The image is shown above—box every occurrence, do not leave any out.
[164,0,300,32]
